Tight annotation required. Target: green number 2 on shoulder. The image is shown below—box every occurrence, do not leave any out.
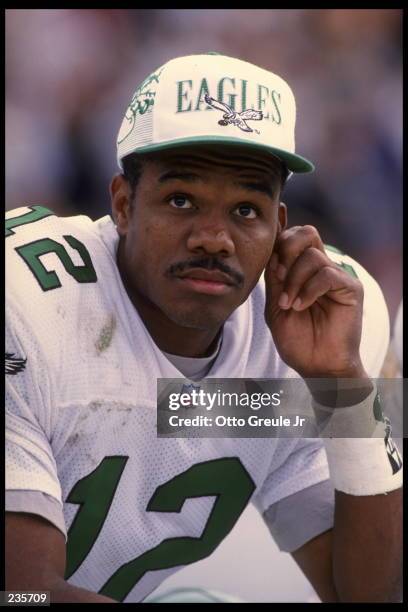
[6,206,97,290]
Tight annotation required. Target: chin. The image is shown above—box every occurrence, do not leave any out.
[163,304,229,331]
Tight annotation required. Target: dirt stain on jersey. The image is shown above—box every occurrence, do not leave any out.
[66,432,80,447]
[90,400,103,412]
[56,304,66,319]
[95,314,116,354]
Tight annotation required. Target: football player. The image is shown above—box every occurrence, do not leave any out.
[6,53,402,602]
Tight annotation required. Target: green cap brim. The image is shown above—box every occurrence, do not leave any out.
[122,136,314,174]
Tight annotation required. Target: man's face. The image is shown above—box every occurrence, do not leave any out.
[111,145,286,332]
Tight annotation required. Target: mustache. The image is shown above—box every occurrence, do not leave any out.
[166,257,244,287]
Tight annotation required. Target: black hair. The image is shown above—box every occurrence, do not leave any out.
[279,164,290,191]
[121,151,289,202]
[121,153,147,202]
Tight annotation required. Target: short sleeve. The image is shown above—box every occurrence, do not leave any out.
[6,299,64,530]
[6,490,67,539]
[252,437,330,514]
[251,438,333,553]
[262,479,334,552]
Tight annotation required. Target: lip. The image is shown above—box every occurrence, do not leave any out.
[176,268,236,284]
[174,268,237,296]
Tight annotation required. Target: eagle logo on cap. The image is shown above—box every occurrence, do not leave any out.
[117,67,165,145]
[204,94,263,135]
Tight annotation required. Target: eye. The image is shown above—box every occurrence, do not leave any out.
[233,204,258,219]
[168,195,193,209]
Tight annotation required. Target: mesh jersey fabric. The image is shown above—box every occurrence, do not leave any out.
[5,207,389,602]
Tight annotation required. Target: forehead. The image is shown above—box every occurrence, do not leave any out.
[142,144,284,181]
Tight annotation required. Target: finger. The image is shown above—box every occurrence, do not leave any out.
[274,225,325,282]
[292,266,363,311]
[265,249,284,287]
[278,247,332,310]
[264,251,286,321]
[269,252,279,272]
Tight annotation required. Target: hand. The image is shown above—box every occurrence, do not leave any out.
[264,224,367,379]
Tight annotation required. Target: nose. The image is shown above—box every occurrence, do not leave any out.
[186,219,235,257]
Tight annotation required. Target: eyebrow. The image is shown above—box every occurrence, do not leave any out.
[237,181,275,198]
[158,170,201,183]
[158,170,276,198]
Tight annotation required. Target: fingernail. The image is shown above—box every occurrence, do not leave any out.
[270,253,278,271]
[293,297,302,310]
[279,292,289,309]
[277,264,287,281]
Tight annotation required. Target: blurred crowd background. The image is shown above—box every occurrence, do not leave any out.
[6,9,402,323]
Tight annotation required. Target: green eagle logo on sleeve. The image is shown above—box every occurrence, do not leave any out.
[5,352,27,375]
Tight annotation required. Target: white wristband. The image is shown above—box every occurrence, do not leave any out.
[313,385,403,496]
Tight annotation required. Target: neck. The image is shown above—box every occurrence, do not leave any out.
[130,291,222,357]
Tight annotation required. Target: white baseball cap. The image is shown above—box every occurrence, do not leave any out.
[116,52,314,174]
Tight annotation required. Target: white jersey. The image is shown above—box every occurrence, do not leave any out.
[393,301,403,372]
[5,206,389,602]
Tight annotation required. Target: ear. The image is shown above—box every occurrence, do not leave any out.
[110,174,132,236]
[277,201,287,233]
